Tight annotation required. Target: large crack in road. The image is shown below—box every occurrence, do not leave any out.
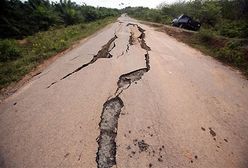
[47,35,117,88]
[115,53,149,96]
[61,35,117,80]
[96,96,124,168]
[137,26,151,51]
[96,24,151,168]
[126,23,151,52]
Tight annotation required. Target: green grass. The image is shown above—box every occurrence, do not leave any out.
[0,17,117,89]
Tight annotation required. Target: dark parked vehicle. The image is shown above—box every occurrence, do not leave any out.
[172,14,201,31]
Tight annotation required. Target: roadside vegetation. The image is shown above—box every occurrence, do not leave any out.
[0,0,119,89]
[124,0,248,76]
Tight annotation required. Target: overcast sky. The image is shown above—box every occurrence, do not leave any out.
[64,0,178,9]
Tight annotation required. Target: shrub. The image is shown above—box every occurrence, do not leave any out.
[217,40,247,67]
[197,29,214,44]
[218,20,248,38]
[0,39,22,62]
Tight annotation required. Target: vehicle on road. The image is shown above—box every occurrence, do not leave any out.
[172,14,201,31]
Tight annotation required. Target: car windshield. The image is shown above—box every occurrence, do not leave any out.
[178,15,184,19]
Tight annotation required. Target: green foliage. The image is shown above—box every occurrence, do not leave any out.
[199,1,221,27]
[0,39,21,62]
[197,30,213,43]
[216,40,248,67]
[0,0,119,39]
[124,0,247,38]
[124,7,172,24]
[217,20,248,38]
[55,0,82,25]
[220,0,248,20]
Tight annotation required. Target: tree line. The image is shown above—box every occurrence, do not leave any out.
[2,0,247,39]
[0,0,119,39]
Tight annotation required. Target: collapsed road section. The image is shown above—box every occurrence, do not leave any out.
[126,23,151,51]
[96,97,124,168]
[47,35,117,88]
[96,24,151,168]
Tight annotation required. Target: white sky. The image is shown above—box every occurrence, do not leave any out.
[66,0,178,9]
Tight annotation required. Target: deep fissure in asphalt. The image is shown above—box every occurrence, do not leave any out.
[129,32,135,45]
[46,35,117,88]
[96,24,151,168]
[96,97,124,168]
[137,26,151,51]
[61,35,117,80]
[122,31,134,55]
[115,53,150,96]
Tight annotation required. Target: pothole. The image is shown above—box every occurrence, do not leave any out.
[96,97,124,168]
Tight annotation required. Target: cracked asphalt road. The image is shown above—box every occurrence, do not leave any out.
[1,15,248,168]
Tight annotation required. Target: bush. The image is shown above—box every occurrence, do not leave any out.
[217,40,247,67]
[0,39,22,62]
[218,20,248,38]
[197,29,214,44]
[0,0,119,39]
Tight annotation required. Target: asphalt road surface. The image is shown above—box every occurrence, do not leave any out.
[1,15,248,168]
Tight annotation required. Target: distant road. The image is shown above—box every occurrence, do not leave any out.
[1,15,248,168]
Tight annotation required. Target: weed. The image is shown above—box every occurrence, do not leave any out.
[0,39,22,62]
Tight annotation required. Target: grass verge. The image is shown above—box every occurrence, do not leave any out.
[0,17,117,90]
